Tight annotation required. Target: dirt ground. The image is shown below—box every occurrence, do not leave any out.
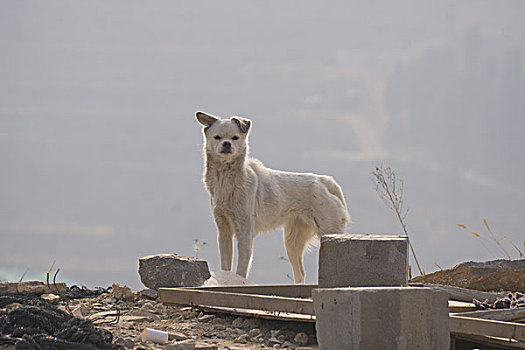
[86,292,317,350]
[0,286,317,350]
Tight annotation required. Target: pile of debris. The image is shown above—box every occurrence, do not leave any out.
[0,280,316,350]
[411,259,525,292]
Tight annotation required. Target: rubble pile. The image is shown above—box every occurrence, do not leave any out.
[0,283,316,349]
[411,259,525,292]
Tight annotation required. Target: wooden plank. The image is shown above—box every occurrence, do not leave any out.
[450,315,525,341]
[448,300,477,313]
[192,284,316,298]
[427,284,507,303]
[159,288,315,315]
[161,285,479,316]
[454,307,525,322]
[197,305,316,323]
[453,333,525,349]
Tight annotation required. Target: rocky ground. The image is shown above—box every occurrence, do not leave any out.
[0,282,316,350]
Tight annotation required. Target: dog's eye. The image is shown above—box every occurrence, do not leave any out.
[232,136,239,140]
[214,135,222,140]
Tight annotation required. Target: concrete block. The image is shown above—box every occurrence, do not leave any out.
[319,234,408,288]
[313,287,449,350]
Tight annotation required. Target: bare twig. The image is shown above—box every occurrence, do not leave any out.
[371,166,424,276]
[16,268,29,293]
[193,239,207,259]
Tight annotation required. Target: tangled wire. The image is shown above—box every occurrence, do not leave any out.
[474,292,525,310]
[0,292,120,350]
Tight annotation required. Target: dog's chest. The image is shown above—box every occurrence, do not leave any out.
[205,168,243,206]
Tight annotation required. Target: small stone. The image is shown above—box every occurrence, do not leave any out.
[41,293,60,302]
[168,331,190,341]
[118,315,154,323]
[129,309,161,321]
[71,305,84,318]
[268,337,281,346]
[294,332,309,346]
[242,317,260,329]
[233,334,250,343]
[141,302,157,313]
[277,334,287,343]
[231,317,244,328]
[270,330,281,338]
[181,309,197,319]
[195,344,218,350]
[198,314,215,322]
[249,328,261,337]
[114,337,135,349]
[139,288,158,300]
[282,341,294,348]
[5,303,22,310]
[214,324,226,331]
[111,283,135,301]
[165,340,196,350]
[125,339,135,349]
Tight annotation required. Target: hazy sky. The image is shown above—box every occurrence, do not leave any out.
[1,1,524,290]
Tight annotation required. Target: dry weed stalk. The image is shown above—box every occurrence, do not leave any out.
[371,166,424,276]
[457,219,523,260]
[193,239,207,259]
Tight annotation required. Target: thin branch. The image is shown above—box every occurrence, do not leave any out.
[371,166,424,276]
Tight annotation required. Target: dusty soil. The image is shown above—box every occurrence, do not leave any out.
[85,293,317,349]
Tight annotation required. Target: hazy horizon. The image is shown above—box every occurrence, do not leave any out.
[1,1,524,290]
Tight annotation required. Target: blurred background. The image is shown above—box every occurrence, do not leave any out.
[1,1,524,290]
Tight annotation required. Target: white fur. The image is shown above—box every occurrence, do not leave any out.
[196,111,350,283]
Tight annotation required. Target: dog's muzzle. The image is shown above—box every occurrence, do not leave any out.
[220,141,232,154]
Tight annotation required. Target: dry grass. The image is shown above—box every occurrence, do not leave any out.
[457,219,524,260]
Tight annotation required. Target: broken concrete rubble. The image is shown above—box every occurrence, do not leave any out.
[139,254,211,289]
[411,259,525,292]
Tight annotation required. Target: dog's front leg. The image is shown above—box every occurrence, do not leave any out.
[235,232,253,278]
[214,211,234,271]
[218,230,233,271]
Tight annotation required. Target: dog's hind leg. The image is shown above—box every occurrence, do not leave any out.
[284,216,314,284]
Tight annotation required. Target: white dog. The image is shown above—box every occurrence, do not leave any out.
[196,111,349,283]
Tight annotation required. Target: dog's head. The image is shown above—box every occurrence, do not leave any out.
[196,111,251,159]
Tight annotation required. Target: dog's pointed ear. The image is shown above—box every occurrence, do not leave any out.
[231,117,251,134]
[196,111,219,127]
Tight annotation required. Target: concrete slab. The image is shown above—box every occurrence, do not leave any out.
[313,286,449,350]
[318,234,408,288]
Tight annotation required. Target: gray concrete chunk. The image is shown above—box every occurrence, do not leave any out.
[139,254,211,289]
[319,234,408,288]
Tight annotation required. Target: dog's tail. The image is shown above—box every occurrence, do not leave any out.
[320,176,351,222]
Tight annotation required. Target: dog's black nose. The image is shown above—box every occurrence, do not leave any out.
[222,141,231,148]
